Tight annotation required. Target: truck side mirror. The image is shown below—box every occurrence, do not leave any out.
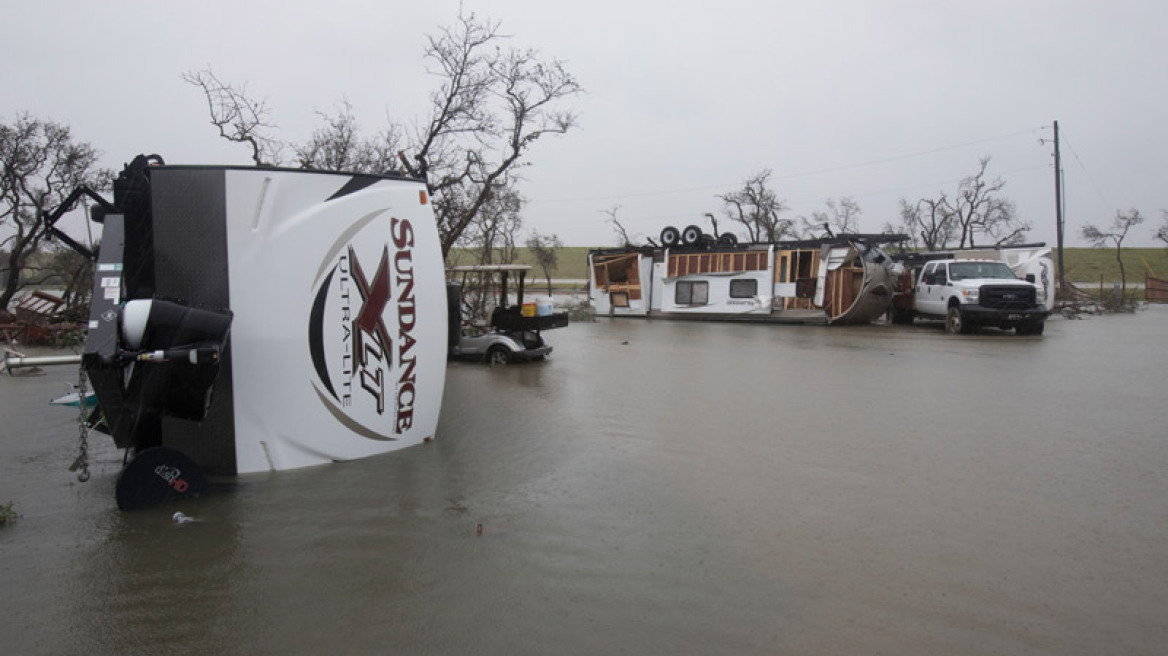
[1026,273,1036,283]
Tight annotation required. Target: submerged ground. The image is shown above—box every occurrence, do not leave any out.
[2,308,1166,655]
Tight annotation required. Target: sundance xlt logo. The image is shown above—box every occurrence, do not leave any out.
[308,211,419,440]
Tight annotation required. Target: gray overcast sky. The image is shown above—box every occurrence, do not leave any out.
[4,0,1165,247]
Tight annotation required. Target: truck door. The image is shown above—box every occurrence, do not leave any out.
[916,262,941,315]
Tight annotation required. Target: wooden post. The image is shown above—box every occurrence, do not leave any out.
[1054,120,1067,292]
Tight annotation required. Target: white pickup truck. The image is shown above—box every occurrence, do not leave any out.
[896,259,1048,335]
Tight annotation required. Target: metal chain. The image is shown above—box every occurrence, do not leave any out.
[68,364,91,483]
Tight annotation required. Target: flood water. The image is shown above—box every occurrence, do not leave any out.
[3,307,1167,655]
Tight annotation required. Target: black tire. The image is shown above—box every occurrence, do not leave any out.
[115,447,208,511]
[946,306,972,334]
[485,345,511,365]
[890,305,914,325]
[660,226,680,247]
[1017,321,1045,336]
[681,224,703,246]
[717,233,738,246]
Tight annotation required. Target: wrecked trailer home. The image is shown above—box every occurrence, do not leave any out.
[588,226,907,325]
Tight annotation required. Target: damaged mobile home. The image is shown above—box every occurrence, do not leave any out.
[588,225,907,325]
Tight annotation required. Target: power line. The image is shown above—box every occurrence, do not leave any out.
[768,126,1048,182]
[536,164,1053,230]
[1060,131,1114,211]
[533,125,1049,205]
[843,163,1051,202]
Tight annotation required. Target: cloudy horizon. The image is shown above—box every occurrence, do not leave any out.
[4,0,1165,247]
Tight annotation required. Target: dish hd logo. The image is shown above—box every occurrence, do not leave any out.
[308,210,420,440]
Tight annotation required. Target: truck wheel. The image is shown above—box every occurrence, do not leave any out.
[681,225,703,246]
[486,345,511,365]
[717,233,738,246]
[946,306,971,334]
[660,226,680,247]
[890,305,914,325]
[1017,321,1045,336]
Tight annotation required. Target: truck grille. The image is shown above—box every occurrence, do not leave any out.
[979,285,1035,309]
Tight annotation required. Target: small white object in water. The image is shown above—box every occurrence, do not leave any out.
[172,511,195,524]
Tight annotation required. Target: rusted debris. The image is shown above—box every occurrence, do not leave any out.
[2,292,83,347]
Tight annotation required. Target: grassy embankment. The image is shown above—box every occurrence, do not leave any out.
[449,246,1168,289]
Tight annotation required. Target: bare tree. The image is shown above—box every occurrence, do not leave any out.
[795,197,861,239]
[717,170,792,242]
[37,243,94,318]
[819,196,863,235]
[294,100,403,173]
[945,157,1028,247]
[1156,209,1168,248]
[401,11,582,257]
[186,13,580,259]
[794,216,827,240]
[450,183,525,327]
[1,114,108,311]
[526,230,563,296]
[455,183,524,266]
[182,68,283,166]
[900,196,956,251]
[881,207,918,250]
[1081,208,1144,306]
[904,158,1029,250]
[603,206,635,247]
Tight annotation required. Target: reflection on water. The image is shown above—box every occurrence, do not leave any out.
[3,308,1167,655]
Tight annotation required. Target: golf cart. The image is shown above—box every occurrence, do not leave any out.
[446,265,569,364]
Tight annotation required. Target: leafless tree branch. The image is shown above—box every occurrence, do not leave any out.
[182,67,283,166]
[716,170,791,243]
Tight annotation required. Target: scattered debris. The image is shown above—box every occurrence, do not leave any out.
[1,292,83,348]
[1,348,44,376]
[48,383,97,407]
[172,511,195,524]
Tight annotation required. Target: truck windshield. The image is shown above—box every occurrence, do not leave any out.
[949,262,1017,281]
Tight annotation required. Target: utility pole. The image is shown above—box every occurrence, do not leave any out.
[1053,120,1066,290]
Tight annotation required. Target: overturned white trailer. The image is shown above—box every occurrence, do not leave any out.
[46,155,448,508]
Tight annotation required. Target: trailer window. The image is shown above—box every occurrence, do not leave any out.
[675,281,708,305]
[729,278,757,298]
